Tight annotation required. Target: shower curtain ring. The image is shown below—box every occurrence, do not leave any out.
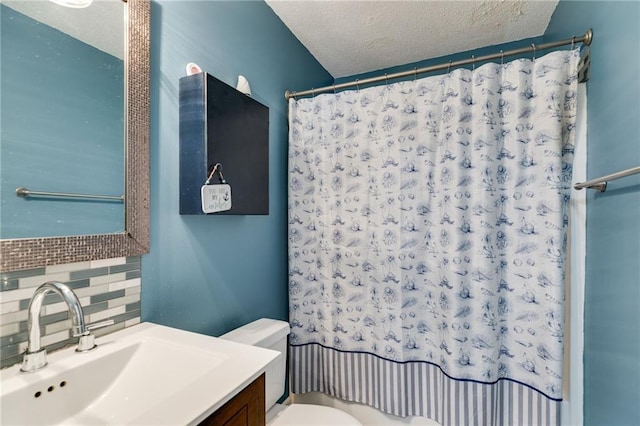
[385,73,389,87]
[333,84,337,95]
[571,36,576,50]
[414,67,418,81]
[356,79,360,92]
[447,61,452,73]
[532,43,537,61]
[500,50,504,65]
[472,55,476,70]
[312,88,316,97]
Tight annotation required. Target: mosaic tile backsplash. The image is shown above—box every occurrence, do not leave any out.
[0,256,141,369]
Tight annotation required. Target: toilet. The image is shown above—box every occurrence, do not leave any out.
[220,318,363,426]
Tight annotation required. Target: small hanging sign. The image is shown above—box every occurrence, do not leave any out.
[201,183,232,213]
[201,162,232,213]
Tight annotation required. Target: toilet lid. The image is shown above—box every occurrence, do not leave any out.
[269,404,362,426]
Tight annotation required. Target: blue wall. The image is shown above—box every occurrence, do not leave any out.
[545,2,640,425]
[141,1,332,336]
[0,5,124,239]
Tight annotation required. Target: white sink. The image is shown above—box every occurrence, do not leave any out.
[0,322,279,425]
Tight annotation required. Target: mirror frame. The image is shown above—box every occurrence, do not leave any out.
[0,0,150,272]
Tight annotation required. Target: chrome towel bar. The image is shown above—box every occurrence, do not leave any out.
[15,187,124,201]
[573,166,640,192]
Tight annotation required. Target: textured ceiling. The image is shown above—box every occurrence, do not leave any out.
[266,0,559,78]
[2,0,124,59]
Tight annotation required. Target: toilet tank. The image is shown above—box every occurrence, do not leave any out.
[219,318,290,410]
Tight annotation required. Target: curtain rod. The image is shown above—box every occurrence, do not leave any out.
[285,29,593,101]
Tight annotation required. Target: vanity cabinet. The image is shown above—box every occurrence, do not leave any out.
[199,374,265,426]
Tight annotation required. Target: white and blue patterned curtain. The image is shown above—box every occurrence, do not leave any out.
[288,49,580,426]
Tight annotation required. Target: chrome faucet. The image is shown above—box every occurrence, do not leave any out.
[21,281,113,373]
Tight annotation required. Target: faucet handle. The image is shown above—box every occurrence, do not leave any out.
[86,319,115,332]
[76,319,115,352]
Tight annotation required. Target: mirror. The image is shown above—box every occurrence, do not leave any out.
[0,0,150,272]
[1,0,125,239]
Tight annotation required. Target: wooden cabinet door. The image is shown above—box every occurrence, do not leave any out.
[199,374,265,426]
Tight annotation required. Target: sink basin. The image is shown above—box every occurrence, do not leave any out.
[0,323,279,425]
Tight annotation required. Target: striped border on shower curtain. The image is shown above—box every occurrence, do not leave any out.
[290,343,561,426]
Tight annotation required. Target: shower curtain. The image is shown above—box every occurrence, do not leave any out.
[288,49,580,426]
